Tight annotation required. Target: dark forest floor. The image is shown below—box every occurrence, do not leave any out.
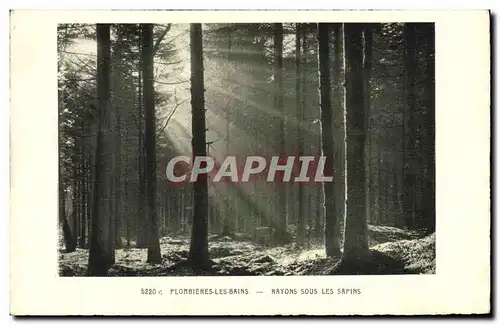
[59,225,435,276]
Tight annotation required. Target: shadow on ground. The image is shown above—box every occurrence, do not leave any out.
[59,225,435,276]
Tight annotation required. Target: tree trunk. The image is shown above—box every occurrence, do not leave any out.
[141,24,162,264]
[222,31,232,236]
[423,24,435,233]
[295,23,305,247]
[180,188,185,233]
[188,23,210,268]
[307,190,313,247]
[81,143,91,248]
[331,23,346,248]
[59,168,76,252]
[125,177,131,247]
[318,23,341,257]
[273,23,288,245]
[110,35,125,249]
[403,23,419,229]
[88,23,114,276]
[113,110,122,248]
[363,24,373,224]
[301,29,314,242]
[137,39,148,248]
[314,183,322,237]
[78,161,86,248]
[122,131,132,247]
[85,160,92,246]
[71,164,79,246]
[340,23,370,266]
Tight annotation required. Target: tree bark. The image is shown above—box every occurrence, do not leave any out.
[71,163,79,247]
[78,159,86,248]
[188,23,210,268]
[295,23,305,247]
[273,23,288,244]
[80,155,88,248]
[141,23,162,264]
[403,23,419,229]
[341,23,370,265]
[113,110,122,248]
[110,31,125,249]
[318,23,341,257]
[422,24,435,233]
[331,23,346,248]
[59,165,76,252]
[363,24,373,224]
[301,29,315,241]
[222,31,232,236]
[88,23,114,276]
[137,34,148,248]
[85,158,92,247]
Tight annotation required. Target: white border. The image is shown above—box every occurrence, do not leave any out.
[8,9,491,316]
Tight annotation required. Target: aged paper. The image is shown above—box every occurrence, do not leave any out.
[10,10,490,315]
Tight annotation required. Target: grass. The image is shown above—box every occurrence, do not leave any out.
[59,225,436,276]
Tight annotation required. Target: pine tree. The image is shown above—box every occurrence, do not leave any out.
[141,23,162,263]
[318,23,341,257]
[363,24,373,224]
[188,23,211,268]
[273,23,288,244]
[88,23,115,276]
[403,23,420,229]
[296,23,305,247]
[339,23,370,268]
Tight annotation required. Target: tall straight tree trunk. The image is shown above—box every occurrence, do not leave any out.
[71,164,79,245]
[315,101,323,237]
[295,23,305,246]
[307,191,313,247]
[113,110,122,248]
[182,188,187,233]
[85,158,92,246]
[58,84,76,252]
[274,23,288,244]
[301,29,314,237]
[141,24,162,264]
[188,23,210,268]
[363,24,373,223]
[108,140,116,258]
[124,168,131,247]
[103,22,115,266]
[78,162,86,248]
[318,23,341,257]
[110,34,124,249]
[331,23,346,246]
[122,129,132,247]
[403,23,418,229]
[76,160,84,248]
[423,24,435,233]
[80,155,88,248]
[370,28,381,226]
[88,23,114,276]
[314,171,322,237]
[222,31,232,236]
[80,130,91,248]
[340,23,370,266]
[59,169,76,252]
[137,39,147,248]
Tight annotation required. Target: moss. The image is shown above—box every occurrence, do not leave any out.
[372,233,436,274]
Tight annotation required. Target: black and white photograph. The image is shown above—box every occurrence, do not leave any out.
[9,10,490,316]
[57,22,436,277]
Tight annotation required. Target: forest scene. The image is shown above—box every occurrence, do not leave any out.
[58,22,435,277]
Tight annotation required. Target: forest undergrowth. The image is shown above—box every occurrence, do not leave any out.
[59,225,435,276]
